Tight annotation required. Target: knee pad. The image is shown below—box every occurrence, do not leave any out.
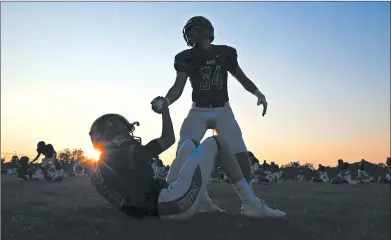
[205,135,226,152]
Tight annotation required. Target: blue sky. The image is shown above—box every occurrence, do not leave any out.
[1,2,390,165]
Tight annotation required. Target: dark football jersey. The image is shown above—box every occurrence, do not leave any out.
[174,45,238,104]
[91,139,163,217]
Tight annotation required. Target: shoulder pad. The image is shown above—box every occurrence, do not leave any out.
[175,49,192,62]
[174,49,192,72]
[215,45,237,54]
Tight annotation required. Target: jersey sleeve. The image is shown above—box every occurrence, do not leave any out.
[139,139,163,161]
[225,46,239,72]
[174,51,190,73]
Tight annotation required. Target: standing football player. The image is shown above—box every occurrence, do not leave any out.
[151,16,267,212]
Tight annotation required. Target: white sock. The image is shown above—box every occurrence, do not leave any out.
[234,178,259,205]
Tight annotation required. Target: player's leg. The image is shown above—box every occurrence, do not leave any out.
[214,105,285,215]
[175,109,208,155]
[166,139,199,183]
[40,157,51,177]
[214,135,285,217]
[214,105,252,184]
[158,137,219,220]
[159,136,285,220]
[331,174,345,184]
[165,109,207,189]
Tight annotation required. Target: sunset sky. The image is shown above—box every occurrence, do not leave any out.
[1,2,390,166]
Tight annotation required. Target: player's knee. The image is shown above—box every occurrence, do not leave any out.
[203,135,227,152]
[176,138,197,156]
[180,139,199,152]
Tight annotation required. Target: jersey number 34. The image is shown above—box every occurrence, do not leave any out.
[200,66,223,91]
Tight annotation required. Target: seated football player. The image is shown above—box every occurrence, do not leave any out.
[261,160,270,171]
[11,155,26,180]
[18,156,30,180]
[248,151,260,175]
[331,162,358,185]
[356,159,374,183]
[90,98,286,220]
[274,164,283,183]
[331,159,347,184]
[263,162,274,183]
[11,155,19,175]
[379,157,391,184]
[266,162,283,183]
[341,162,359,184]
[312,164,330,183]
[294,170,305,181]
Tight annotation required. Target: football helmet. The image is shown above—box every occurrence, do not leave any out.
[183,16,214,47]
[37,141,46,148]
[89,114,141,151]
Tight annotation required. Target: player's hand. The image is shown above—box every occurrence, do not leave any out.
[256,92,268,116]
[151,96,169,114]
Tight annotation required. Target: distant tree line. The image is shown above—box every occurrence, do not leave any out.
[1,148,96,175]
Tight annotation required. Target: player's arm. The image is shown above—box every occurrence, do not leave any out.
[227,47,268,116]
[164,53,189,105]
[227,48,264,98]
[30,153,41,164]
[142,101,176,159]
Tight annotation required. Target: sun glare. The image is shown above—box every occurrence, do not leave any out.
[84,146,101,162]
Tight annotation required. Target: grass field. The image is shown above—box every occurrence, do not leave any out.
[1,176,390,240]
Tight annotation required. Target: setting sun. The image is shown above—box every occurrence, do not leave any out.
[84,146,101,162]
